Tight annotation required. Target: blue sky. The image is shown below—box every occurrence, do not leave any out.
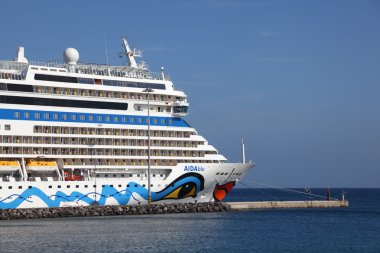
[0,0,379,187]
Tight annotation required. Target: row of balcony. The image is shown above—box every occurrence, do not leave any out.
[0,146,210,158]
[33,85,185,103]
[1,135,202,148]
[33,125,195,138]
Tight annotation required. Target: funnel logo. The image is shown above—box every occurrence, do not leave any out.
[184,165,205,172]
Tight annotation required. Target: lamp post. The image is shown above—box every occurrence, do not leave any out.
[143,88,153,204]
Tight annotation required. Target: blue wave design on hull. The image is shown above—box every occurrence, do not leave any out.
[0,174,204,209]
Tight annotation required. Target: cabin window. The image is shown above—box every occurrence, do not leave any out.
[14,112,21,118]
[24,112,30,118]
[4,124,11,131]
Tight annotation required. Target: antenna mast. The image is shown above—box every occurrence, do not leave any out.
[104,33,109,65]
[242,139,246,164]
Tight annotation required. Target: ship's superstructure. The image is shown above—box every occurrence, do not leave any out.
[0,37,254,209]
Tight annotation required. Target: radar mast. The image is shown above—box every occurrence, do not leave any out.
[122,36,144,69]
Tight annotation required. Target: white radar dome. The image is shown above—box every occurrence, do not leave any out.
[63,48,79,65]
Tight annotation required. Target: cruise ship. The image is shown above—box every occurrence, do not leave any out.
[0,37,254,209]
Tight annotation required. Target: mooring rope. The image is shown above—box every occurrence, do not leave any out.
[237,181,280,200]
[238,180,339,201]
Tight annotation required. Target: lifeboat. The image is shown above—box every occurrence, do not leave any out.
[0,161,21,172]
[64,171,82,181]
[25,160,58,172]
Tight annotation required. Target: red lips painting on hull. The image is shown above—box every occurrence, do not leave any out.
[213,181,236,202]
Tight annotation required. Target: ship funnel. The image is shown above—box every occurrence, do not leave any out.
[15,47,28,63]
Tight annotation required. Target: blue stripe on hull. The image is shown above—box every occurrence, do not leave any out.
[0,108,190,127]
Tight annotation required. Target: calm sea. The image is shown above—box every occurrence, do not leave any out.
[0,188,379,253]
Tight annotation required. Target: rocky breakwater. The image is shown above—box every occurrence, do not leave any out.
[0,202,231,220]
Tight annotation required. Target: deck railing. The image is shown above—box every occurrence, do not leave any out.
[0,72,26,80]
[28,61,171,81]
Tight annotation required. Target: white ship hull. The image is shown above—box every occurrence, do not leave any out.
[0,163,252,209]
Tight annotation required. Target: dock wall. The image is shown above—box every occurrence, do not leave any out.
[227,200,349,210]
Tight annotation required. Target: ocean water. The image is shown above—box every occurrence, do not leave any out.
[0,188,379,253]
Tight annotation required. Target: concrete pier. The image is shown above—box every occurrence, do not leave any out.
[227,200,349,210]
